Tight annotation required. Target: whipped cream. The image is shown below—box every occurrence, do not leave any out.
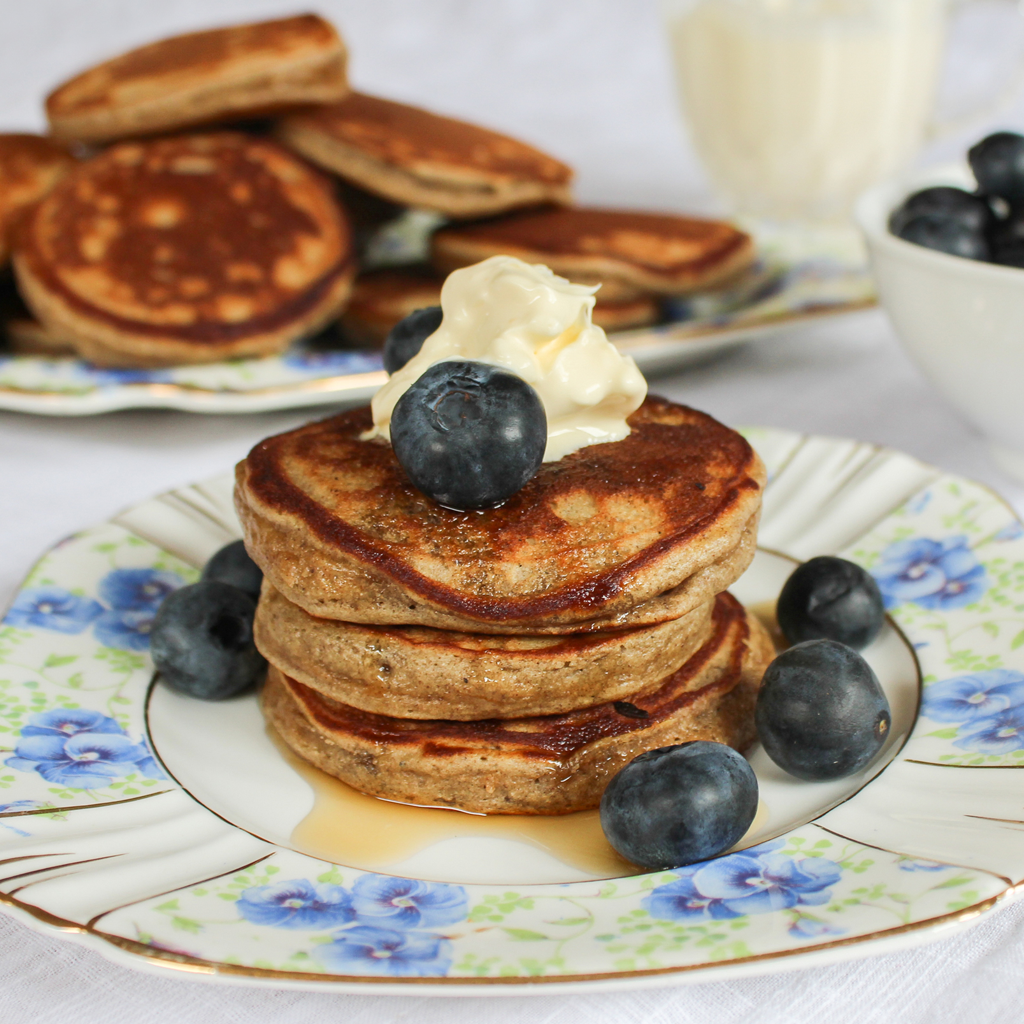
[368,255,647,462]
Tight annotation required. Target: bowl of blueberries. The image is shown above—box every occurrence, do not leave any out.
[855,131,1024,482]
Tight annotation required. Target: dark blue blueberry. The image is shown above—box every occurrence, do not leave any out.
[776,556,885,650]
[201,540,263,601]
[150,581,266,701]
[894,214,989,261]
[969,132,1024,206]
[756,640,891,781]
[599,741,758,870]
[383,306,443,375]
[988,209,1024,267]
[390,360,546,510]
[888,186,992,236]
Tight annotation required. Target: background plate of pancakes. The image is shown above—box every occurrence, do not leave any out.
[2,425,1024,992]
[0,14,873,415]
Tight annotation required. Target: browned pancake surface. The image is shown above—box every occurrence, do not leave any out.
[282,91,571,186]
[432,206,754,297]
[236,396,764,629]
[47,15,348,142]
[15,133,352,348]
[263,596,773,813]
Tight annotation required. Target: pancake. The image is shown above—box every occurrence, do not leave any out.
[262,595,772,814]
[235,396,764,633]
[255,583,716,720]
[275,91,573,218]
[339,266,660,346]
[5,318,76,356]
[46,15,348,144]
[0,135,74,266]
[431,206,755,301]
[13,132,355,367]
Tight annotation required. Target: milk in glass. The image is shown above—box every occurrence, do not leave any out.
[665,0,946,220]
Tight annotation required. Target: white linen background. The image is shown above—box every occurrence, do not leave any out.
[2,1,1024,1021]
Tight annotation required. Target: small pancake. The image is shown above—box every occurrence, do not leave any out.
[275,91,573,218]
[14,132,354,367]
[339,266,659,346]
[47,15,348,144]
[235,396,764,632]
[255,583,716,720]
[0,136,75,267]
[5,318,76,356]
[432,206,755,301]
[262,594,772,814]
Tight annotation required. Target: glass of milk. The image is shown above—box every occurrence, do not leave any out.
[663,0,1018,222]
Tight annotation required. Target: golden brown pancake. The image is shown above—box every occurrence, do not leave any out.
[262,594,772,814]
[46,15,348,144]
[339,266,659,346]
[5,318,76,356]
[255,583,716,720]
[0,135,74,267]
[235,396,764,633]
[432,206,755,300]
[14,132,354,367]
[275,91,573,218]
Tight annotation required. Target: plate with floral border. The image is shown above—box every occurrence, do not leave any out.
[0,425,1022,995]
[0,232,872,416]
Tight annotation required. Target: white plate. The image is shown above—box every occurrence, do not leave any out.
[1,426,1021,995]
[0,234,873,415]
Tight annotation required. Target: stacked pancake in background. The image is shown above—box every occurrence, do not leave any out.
[236,391,771,815]
[0,12,756,366]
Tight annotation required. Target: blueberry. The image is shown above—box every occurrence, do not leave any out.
[888,186,992,236]
[988,209,1024,268]
[756,640,891,781]
[150,581,266,700]
[776,556,885,650]
[969,132,1024,206]
[600,741,758,870]
[201,540,263,601]
[383,306,442,375]
[894,213,989,261]
[390,360,546,510]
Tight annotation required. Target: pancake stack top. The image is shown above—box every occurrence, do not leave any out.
[0,13,755,365]
[237,389,772,815]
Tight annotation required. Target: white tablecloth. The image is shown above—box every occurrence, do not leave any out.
[4,1,1024,1020]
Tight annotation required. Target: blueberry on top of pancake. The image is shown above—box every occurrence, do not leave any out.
[13,132,355,367]
[275,91,573,218]
[0,135,74,266]
[235,396,765,631]
[431,205,755,300]
[46,15,349,144]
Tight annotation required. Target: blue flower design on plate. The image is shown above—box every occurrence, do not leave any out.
[133,738,167,780]
[350,875,468,930]
[98,568,183,611]
[4,587,103,634]
[872,536,987,611]
[5,731,149,789]
[235,879,355,929]
[93,607,159,651]
[955,706,1024,754]
[898,858,948,873]
[281,349,383,374]
[314,924,453,977]
[643,840,843,923]
[922,670,1024,725]
[19,707,123,739]
[788,916,845,939]
[77,365,169,386]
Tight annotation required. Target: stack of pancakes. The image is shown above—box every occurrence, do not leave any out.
[236,396,773,815]
[0,13,754,365]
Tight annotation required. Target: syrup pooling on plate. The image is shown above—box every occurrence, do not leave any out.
[269,723,771,879]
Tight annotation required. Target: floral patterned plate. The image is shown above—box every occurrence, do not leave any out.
[0,426,1023,994]
[0,237,873,416]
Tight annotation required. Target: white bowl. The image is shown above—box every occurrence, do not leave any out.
[855,164,1024,482]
